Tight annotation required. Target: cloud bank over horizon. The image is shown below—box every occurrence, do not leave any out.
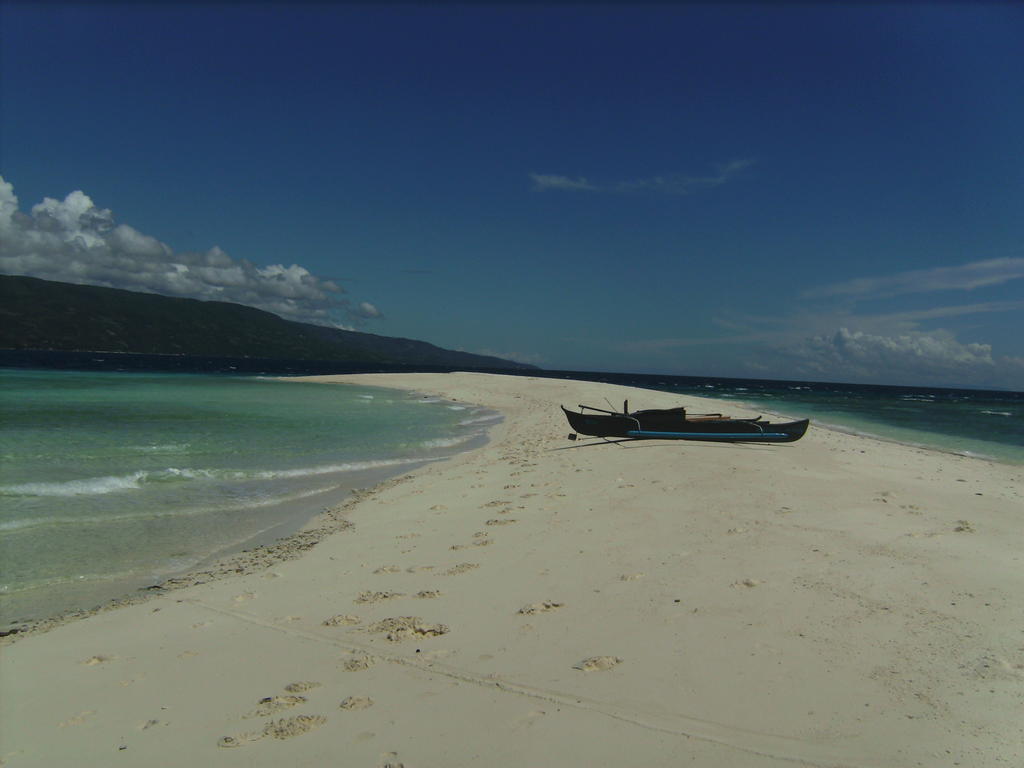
[773,327,1024,389]
[0,177,380,328]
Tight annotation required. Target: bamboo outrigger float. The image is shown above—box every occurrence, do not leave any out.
[562,401,809,443]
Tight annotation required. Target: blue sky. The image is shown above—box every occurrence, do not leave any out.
[2,2,1022,388]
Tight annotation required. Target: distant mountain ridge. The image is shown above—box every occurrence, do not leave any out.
[0,275,535,370]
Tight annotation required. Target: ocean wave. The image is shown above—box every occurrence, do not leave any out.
[981,410,1012,417]
[420,434,477,449]
[132,443,191,453]
[0,485,341,534]
[458,413,502,426]
[1,472,153,497]
[246,456,437,480]
[0,457,439,498]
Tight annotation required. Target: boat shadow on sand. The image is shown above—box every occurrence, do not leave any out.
[550,438,790,451]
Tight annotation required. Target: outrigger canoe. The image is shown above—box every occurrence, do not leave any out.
[562,402,809,443]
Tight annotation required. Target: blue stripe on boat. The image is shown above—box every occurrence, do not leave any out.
[626,430,790,440]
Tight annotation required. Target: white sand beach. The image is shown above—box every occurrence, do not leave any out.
[2,373,1021,767]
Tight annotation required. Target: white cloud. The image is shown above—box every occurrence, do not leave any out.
[804,257,1024,300]
[352,301,382,319]
[624,298,1024,387]
[530,159,753,195]
[0,177,380,327]
[618,159,754,194]
[777,328,1023,388]
[529,173,597,191]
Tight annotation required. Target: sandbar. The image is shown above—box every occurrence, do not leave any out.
[1,372,1021,767]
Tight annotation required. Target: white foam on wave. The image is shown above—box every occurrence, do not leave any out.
[458,413,502,426]
[981,410,1012,417]
[2,472,151,497]
[1,457,442,499]
[0,484,345,534]
[133,443,191,454]
[248,456,438,480]
[421,434,477,449]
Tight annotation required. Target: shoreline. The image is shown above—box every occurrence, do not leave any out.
[2,373,1021,767]
[1,398,499,639]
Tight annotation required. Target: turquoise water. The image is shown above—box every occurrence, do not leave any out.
[0,370,499,625]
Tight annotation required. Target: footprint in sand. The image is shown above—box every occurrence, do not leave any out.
[486,518,517,526]
[443,563,479,575]
[243,695,307,719]
[368,616,449,642]
[379,752,405,768]
[451,539,492,550]
[619,573,645,581]
[323,614,362,627]
[59,711,96,727]
[263,715,327,740]
[340,696,374,710]
[284,681,322,693]
[355,590,405,604]
[573,656,622,672]
[373,565,402,574]
[218,729,265,748]
[220,715,327,747]
[511,709,547,729]
[82,655,113,665]
[233,591,256,602]
[517,600,564,615]
[414,590,441,599]
[342,654,378,672]
[732,578,762,588]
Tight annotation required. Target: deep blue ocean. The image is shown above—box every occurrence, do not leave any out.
[539,369,1023,465]
[1,351,1020,627]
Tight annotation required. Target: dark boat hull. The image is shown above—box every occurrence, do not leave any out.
[562,406,808,443]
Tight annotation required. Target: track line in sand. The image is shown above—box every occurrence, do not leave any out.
[182,597,871,768]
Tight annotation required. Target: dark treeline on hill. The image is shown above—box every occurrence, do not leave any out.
[0,275,535,370]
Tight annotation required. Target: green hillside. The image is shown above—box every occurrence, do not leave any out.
[0,275,533,369]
